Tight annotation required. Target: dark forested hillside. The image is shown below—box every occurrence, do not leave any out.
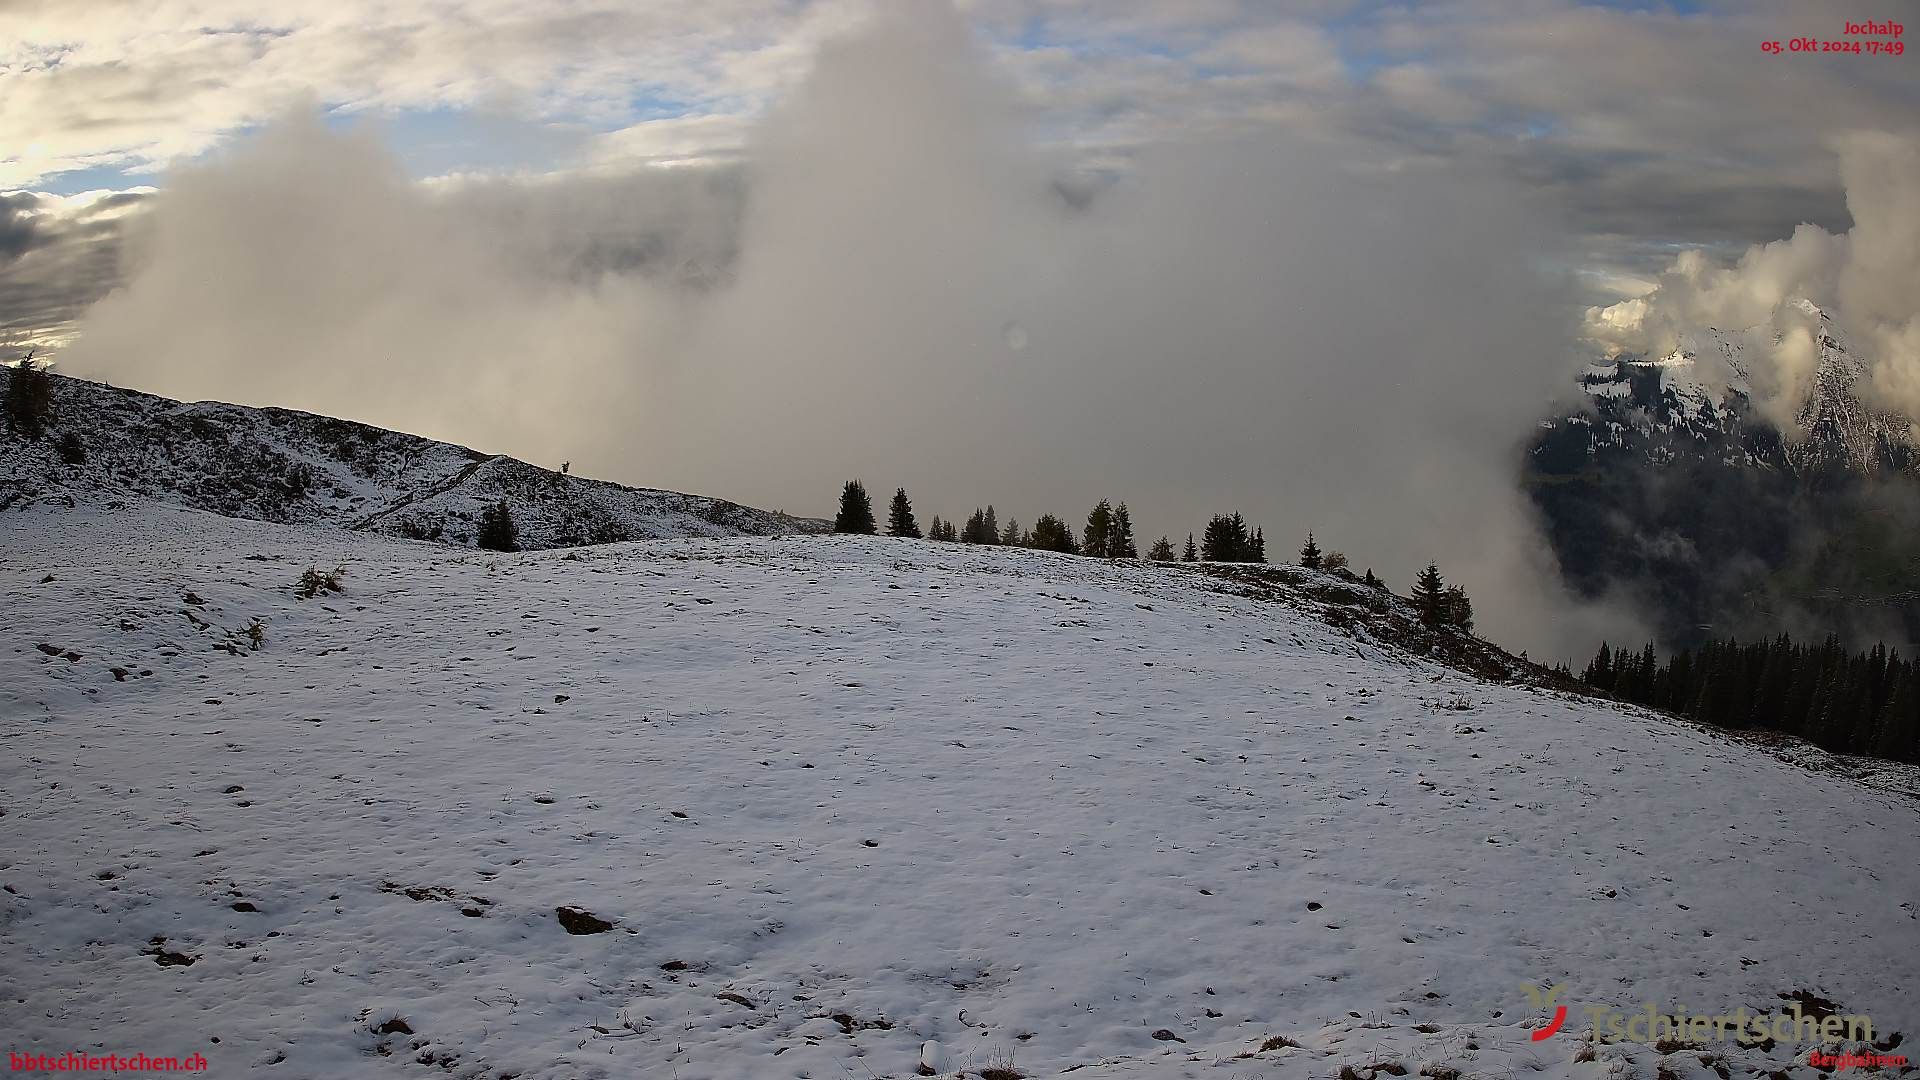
[1582,634,1920,765]
[1526,339,1920,652]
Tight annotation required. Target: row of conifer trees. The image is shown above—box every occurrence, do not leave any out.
[1579,634,1920,764]
[831,480,1474,631]
[835,479,1260,563]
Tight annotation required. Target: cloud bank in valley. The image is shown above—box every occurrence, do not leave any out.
[60,4,1643,657]
[1584,134,1920,430]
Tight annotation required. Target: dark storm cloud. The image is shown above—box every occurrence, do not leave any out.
[0,191,146,361]
[0,193,41,264]
[1521,157,1855,279]
[1330,0,1917,272]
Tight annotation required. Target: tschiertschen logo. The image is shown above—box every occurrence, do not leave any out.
[1522,983,1569,1041]
[1520,982,1895,1060]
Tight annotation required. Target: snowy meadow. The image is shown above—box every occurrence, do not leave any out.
[3,501,1917,1079]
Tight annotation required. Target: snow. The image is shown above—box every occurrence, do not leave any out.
[1568,303,1916,478]
[4,497,1918,1079]
[0,375,826,550]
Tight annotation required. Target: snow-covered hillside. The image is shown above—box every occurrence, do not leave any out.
[3,501,1917,1080]
[0,373,826,548]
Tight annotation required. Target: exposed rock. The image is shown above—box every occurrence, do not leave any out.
[555,906,613,935]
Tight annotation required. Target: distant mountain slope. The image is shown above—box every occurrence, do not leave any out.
[1527,303,1920,649]
[0,373,826,548]
[1548,301,1915,481]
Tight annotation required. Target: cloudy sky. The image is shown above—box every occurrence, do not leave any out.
[2,0,1915,654]
[5,0,1914,358]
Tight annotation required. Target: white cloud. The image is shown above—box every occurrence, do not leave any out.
[0,0,828,187]
[591,114,754,169]
[4,0,1914,280]
[57,5,1648,658]
[1582,133,1920,426]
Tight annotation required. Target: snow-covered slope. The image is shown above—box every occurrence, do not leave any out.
[3,503,1918,1080]
[0,373,826,548]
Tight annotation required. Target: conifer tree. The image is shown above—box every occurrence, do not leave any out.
[1817,664,1853,748]
[1029,514,1077,553]
[999,518,1020,546]
[1183,534,1198,562]
[926,515,947,541]
[1109,502,1137,558]
[54,431,85,464]
[1148,536,1175,561]
[1662,649,1692,714]
[1800,664,1833,741]
[1585,641,1614,691]
[1298,532,1322,569]
[1748,639,1791,729]
[1201,515,1233,561]
[1785,645,1820,725]
[983,506,1000,545]
[1198,511,1259,564]
[886,487,921,538]
[1202,514,1254,562]
[834,480,876,534]
[1363,568,1381,588]
[1874,676,1916,760]
[1083,500,1113,559]
[1413,563,1447,626]
[476,501,519,552]
[1441,585,1474,632]
[1688,668,1716,724]
[961,508,990,544]
[5,353,54,438]
[1615,645,1643,699]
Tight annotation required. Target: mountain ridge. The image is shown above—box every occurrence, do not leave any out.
[1528,303,1920,649]
[1557,302,1916,481]
[0,372,827,549]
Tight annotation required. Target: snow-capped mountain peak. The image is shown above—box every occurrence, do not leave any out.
[1567,302,1915,478]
